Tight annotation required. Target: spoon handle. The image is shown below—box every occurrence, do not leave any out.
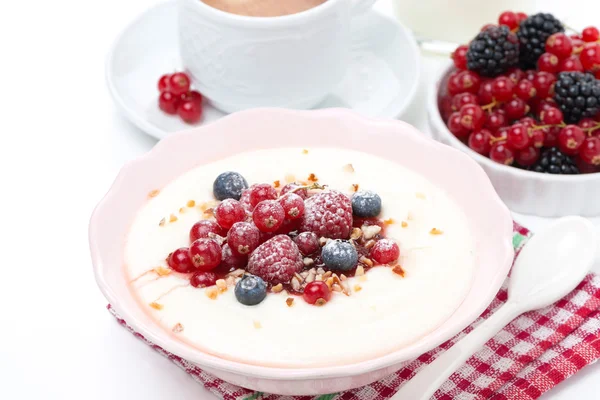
[392,302,522,400]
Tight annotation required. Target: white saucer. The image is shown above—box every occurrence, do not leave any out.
[106,1,421,140]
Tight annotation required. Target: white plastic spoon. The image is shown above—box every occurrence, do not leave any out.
[392,216,597,400]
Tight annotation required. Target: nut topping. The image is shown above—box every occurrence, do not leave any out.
[362,225,381,240]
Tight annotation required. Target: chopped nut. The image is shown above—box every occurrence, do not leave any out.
[300,270,309,278]
[359,275,368,282]
[205,287,218,300]
[364,240,376,249]
[340,274,347,281]
[392,265,406,277]
[272,283,283,293]
[401,221,408,228]
[307,173,318,182]
[158,218,166,227]
[351,183,359,192]
[148,189,160,198]
[172,323,184,333]
[302,149,309,154]
[294,272,304,282]
[187,200,196,207]
[149,302,163,310]
[225,276,236,287]
[305,270,316,283]
[353,284,362,292]
[360,256,374,267]
[303,257,314,267]
[356,264,365,276]
[318,237,329,247]
[169,214,178,223]
[430,228,444,235]
[273,180,280,188]
[216,279,227,292]
[332,284,342,292]
[323,271,332,279]
[227,269,245,278]
[253,321,262,329]
[343,163,355,173]
[203,208,214,216]
[179,207,186,214]
[325,277,334,288]
[384,218,395,225]
[154,267,171,276]
[286,297,294,307]
[285,174,296,183]
[316,267,326,275]
[416,192,426,199]
[362,225,382,240]
[350,227,363,240]
[291,277,301,291]
[315,274,323,282]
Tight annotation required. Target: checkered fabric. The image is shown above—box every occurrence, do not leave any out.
[108,222,600,399]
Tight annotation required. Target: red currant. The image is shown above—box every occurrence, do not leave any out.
[293,232,320,256]
[158,91,180,115]
[252,200,285,232]
[532,71,556,98]
[370,239,400,264]
[280,182,308,199]
[596,70,600,79]
[531,128,545,148]
[515,79,537,101]
[189,239,222,271]
[179,90,203,107]
[447,112,471,138]
[158,74,171,93]
[455,70,481,95]
[167,248,194,273]
[516,12,528,23]
[451,93,479,111]
[545,33,573,59]
[537,52,560,74]
[478,81,495,104]
[504,98,529,120]
[580,43,600,72]
[519,116,537,131]
[491,76,515,102]
[489,142,515,165]
[484,110,508,132]
[558,55,584,73]
[303,281,331,306]
[220,243,247,271]
[278,193,305,220]
[580,136,600,166]
[523,69,537,81]
[468,129,493,155]
[447,72,462,96]
[582,26,600,43]
[498,11,518,30]
[178,100,203,124]
[227,222,260,256]
[247,183,278,208]
[543,126,561,147]
[439,95,454,121]
[507,124,531,150]
[215,199,246,230]
[506,67,525,84]
[558,125,586,155]
[452,45,469,70]
[540,107,564,125]
[534,98,558,115]
[168,72,191,96]
[579,118,600,135]
[190,271,217,288]
[459,104,485,131]
[190,220,224,242]
[515,146,541,166]
[494,126,509,142]
[572,38,586,54]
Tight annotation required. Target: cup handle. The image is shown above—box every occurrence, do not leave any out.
[350,0,377,15]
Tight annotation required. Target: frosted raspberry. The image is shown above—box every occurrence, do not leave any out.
[247,235,303,285]
[300,191,352,239]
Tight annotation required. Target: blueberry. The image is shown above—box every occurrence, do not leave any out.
[321,240,358,271]
[213,171,248,201]
[234,275,267,306]
[351,190,382,218]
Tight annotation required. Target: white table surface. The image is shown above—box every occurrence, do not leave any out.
[1,0,599,399]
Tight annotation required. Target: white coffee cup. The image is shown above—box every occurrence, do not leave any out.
[178,0,377,113]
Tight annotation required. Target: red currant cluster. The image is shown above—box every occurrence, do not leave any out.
[157,71,203,124]
[442,12,600,174]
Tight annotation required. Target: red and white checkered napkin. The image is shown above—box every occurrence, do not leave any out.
[109,223,600,400]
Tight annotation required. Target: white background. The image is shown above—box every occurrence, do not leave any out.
[0,0,599,399]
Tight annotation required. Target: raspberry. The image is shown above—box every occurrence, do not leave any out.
[227,222,260,256]
[300,191,353,239]
[247,235,304,285]
[248,183,277,208]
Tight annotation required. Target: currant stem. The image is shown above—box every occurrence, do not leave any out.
[482,100,498,112]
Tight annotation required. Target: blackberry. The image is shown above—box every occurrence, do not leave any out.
[554,72,600,123]
[466,25,519,77]
[517,13,564,69]
[530,147,579,175]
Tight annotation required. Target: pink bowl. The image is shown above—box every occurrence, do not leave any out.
[90,108,514,395]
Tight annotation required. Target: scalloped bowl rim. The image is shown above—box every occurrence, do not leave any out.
[428,62,600,183]
[90,107,513,380]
